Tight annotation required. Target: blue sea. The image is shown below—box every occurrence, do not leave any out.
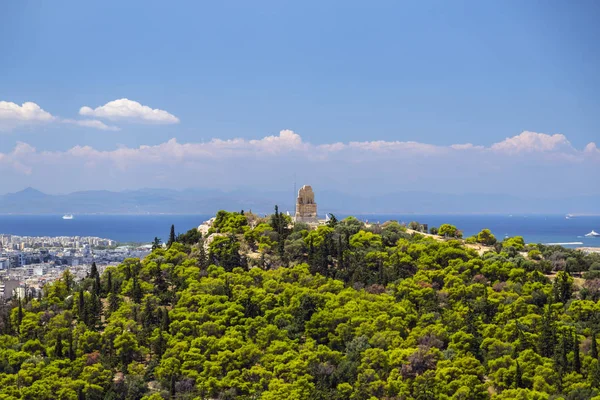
[0,214,599,248]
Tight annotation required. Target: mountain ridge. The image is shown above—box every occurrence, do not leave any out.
[0,187,598,215]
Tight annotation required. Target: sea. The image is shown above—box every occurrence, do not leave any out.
[0,214,599,249]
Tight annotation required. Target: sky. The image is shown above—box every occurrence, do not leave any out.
[0,0,598,197]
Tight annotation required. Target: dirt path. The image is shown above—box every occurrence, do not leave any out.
[406,229,492,255]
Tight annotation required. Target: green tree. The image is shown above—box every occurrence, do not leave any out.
[439,224,461,238]
[78,289,86,322]
[209,234,244,271]
[114,331,139,366]
[177,228,202,245]
[131,276,143,304]
[515,360,523,388]
[326,213,338,228]
[54,332,63,358]
[539,305,556,358]
[167,224,176,247]
[17,299,23,331]
[476,229,497,245]
[573,333,581,373]
[553,271,574,304]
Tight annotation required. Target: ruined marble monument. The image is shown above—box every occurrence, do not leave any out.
[295,185,318,224]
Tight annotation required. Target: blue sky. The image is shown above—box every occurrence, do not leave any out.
[0,0,598,195]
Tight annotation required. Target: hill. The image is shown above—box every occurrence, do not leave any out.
[1,211,600,399]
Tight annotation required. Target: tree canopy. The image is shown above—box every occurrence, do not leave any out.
[0,210,599,399]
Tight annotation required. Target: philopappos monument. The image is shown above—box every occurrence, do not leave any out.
[295,185,318,224]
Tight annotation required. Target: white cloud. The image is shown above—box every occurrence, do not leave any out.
[1,130,598,196]
[584,142,600,159]
[584,142,598,153]
[490,131,574,154]
[62,119,120,131]
[2,130,594,170]
[0,99,126,131]
[0,142,36,174]
[0,101,55,131]
[451,143,484,151]
[347,140,443,154]
[248,129,306,153]
[79,98,179,124]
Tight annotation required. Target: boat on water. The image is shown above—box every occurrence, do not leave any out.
[62,214,74,220]
[585,230,600,237]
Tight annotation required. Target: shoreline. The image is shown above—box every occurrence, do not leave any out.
[577,247,600,254]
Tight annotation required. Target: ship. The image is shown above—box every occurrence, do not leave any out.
[585,230,600,237]
[62,214,74,220]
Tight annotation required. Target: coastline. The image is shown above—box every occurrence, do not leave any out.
[577,247,600,254]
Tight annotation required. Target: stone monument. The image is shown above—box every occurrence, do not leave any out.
[295,185,318,224]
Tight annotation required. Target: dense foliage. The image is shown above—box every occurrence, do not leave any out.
[1,210,600,400]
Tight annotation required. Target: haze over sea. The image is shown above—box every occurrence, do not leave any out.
[0,214,599,249]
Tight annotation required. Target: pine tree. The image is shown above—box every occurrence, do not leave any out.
[593,360,600,389]
[54,332,63,358]
[141,297,155,330]
[87,293,102,328]
[539,305,556,358]
[554,333,569,376]
[272,205,280,232]
[152,237,162,251]
[106,270,112,295]
[326,213,338,227]
[515,360,523,388]
[108,293,120,314]
[64,270,73,292]
[153,262,167,297]
[170,374,176,397]
[90,262,99,280]
[337,234,344,269]
[308,238,315,271]
[2,306,12,335]
[161,308,170,332]
[131,276,143,304]
[78,289,86,321]
[198,242,208,270]
[553,271,573,304]
[17,300,23,331]
[68,332,75,361]
[154,328,165,358]
[90,262,101,295]
[167,225,176,248]
[592,332,598,359]
[573,333,581,373]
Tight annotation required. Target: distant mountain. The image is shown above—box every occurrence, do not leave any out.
[0,187,598,215]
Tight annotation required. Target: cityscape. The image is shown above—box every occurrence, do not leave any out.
[0,233,151,300]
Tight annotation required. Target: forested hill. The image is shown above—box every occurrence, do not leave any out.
[2,211,600,400]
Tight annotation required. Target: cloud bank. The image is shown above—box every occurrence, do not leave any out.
[0,130,597,195]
